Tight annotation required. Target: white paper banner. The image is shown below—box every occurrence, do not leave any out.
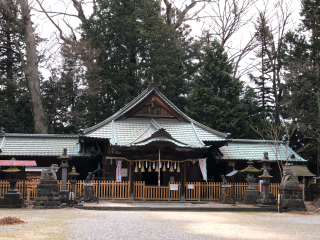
[199,158,207,182]
[116,160,122,182]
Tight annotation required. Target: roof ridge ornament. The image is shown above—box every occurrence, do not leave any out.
[148,82,158,91]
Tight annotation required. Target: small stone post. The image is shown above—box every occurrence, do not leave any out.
[58,148,72,203]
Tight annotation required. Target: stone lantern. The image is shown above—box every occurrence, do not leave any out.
[257,152,276,205]
[68,166,80,196]
[57,148,72,203]
[1,158,23,207]
[240,160,261,204]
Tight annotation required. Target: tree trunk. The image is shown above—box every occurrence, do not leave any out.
[20,0,48,133]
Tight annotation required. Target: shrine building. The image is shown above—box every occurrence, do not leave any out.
[0,83,307,199]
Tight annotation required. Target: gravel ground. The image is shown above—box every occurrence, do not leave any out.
[83,200,258,208]
[0,208,319,240]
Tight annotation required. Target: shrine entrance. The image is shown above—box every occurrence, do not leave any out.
[141,170,163,186]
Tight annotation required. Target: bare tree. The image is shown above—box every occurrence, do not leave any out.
[162,0,207,29]
[252,120,298,179]
[0,0,48,133]
[202,0,258,78]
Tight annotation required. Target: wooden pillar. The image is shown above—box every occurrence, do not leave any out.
[180,162,186,201]
[129,161,134,201]
[102,157,106,179]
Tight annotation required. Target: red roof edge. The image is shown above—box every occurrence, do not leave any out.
[0,160,37,166]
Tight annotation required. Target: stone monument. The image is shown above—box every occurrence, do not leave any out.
[240,160,261,204]
[279,168,306,212]
[220,175,231,203]
[33,164,61,209]
[80,172,96,202]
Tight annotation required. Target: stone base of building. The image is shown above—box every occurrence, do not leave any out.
[242,190,259,204]
[279,188,306,212]
[33,179,61,209]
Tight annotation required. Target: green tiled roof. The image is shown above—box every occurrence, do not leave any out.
[83,83,227,149]
[0,134,80,157]
[219,139,307,162]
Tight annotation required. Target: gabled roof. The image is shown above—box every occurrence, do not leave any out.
[83,83,228,149]
[219,139,307,162]
[0,133,81,157]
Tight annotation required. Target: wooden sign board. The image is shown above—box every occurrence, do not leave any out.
[170,184,179,191]
[187,184,194,189]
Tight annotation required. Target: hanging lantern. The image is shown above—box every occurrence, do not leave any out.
[167,161,170,168]
[169,162,174,172]
[155,163,159,172]
[177,163,180,172]
[153,162,155,169]
[141,164,145,172]
[148,164,152,172]
[134,162,138,172]
[139,161,141,168]
[174,162,176,169]
[160,161,162,169]
[146,161,148,168]
[163,162,167,171]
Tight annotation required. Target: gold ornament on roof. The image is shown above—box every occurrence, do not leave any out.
[68,166,80,176]
[3,157,20,173]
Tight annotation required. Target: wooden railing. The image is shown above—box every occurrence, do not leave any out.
[0,180,305,201]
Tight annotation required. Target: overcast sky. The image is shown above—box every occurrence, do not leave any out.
[32,0,302,84]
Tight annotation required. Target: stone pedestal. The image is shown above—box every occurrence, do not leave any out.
[0,178,23,208]
[33,178,61,209]
[81,183,96,202]
[257,181,277,205]
[243,177,260,204]
[220,185,231,203]
[33,165,61,209]
[257,170,277,206]
[279,169,306,212]
[70,179,77,195]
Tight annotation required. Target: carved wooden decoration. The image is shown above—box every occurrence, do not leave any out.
[133,97,173,117]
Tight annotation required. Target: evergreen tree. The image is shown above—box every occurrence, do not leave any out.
[185,40,252,139]
[80,0,192,126]
[284,0,320,175]
[0,7,33,133]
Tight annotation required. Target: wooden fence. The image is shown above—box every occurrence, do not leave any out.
[0,180,304,201]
